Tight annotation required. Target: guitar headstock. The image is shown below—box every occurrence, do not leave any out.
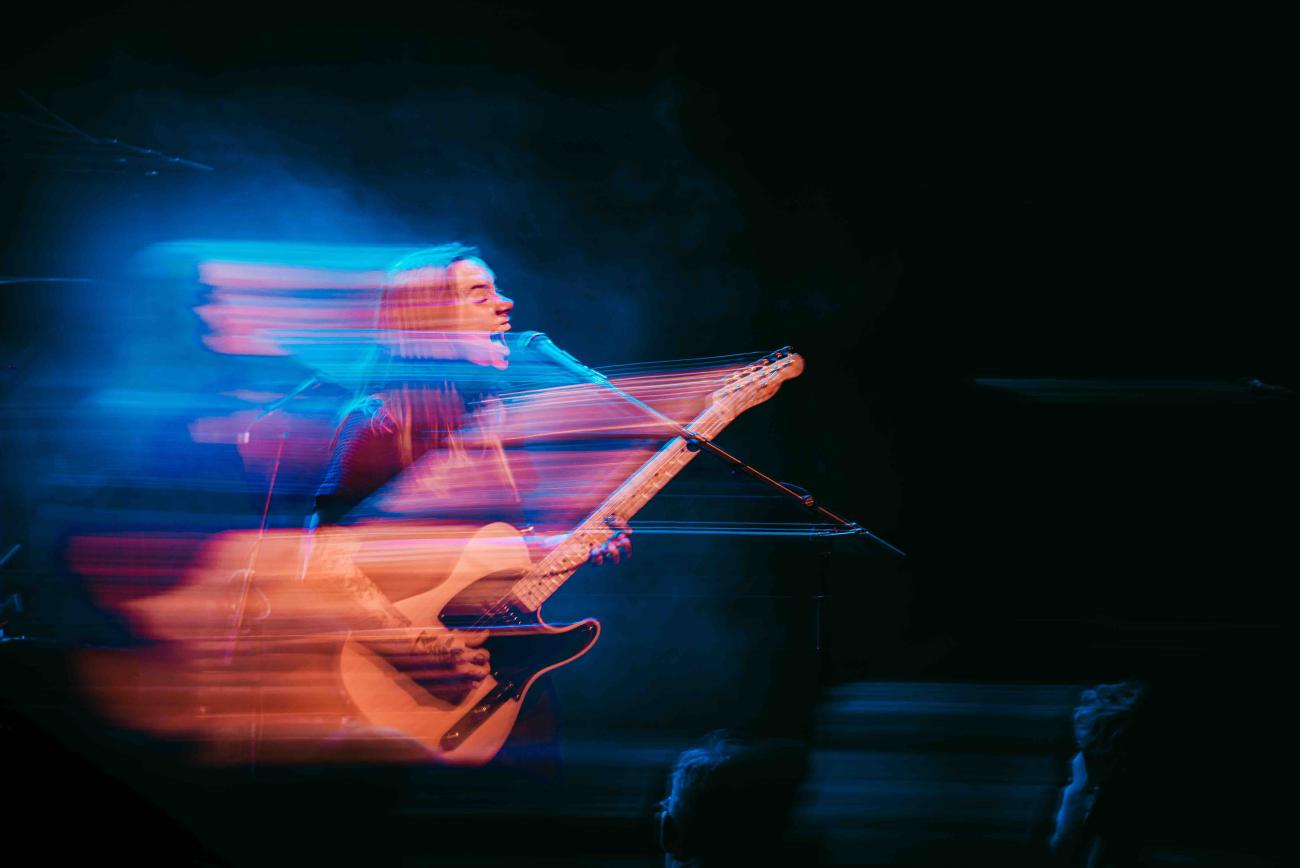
[709,347,805,416]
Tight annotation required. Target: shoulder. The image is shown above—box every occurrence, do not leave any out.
[336,394,397,438]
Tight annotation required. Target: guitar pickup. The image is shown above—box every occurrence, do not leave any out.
[439,678,518,751]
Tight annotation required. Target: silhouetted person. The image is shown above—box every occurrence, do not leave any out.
[1050,680,1150,867]
[657,732,810,867]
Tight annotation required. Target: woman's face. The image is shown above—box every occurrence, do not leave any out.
[387,257,514,367]
[447,258,513,368]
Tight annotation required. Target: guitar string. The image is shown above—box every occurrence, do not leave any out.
[496,371,744,405]
[493,349,768,400]
[495,379,754,421]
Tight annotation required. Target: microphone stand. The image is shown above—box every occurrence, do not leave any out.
[224,375,318,771]
[523,334,906,683]
[226,376,319,664]
[522,334,906,557]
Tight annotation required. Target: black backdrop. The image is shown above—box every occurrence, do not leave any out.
[2,5,1292,862]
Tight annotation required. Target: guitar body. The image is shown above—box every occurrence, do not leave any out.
[338,522,599,765]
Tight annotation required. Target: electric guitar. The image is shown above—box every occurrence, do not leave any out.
[338,347,804,764]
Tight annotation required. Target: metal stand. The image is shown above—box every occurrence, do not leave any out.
[539,342,907,679]
[224,377,319,770]
[542,341,907,558]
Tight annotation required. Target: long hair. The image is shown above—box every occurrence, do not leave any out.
[1070,680,1150,866]
[1073,680,1147,786]
[377,243,482,358]
[660,732,808,865]
[340,244,495,468]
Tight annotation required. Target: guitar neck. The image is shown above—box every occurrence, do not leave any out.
[510,405,734,611]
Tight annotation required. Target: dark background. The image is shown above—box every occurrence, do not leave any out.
[2,4,1291,863]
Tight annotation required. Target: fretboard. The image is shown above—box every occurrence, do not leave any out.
[510,403,735,611]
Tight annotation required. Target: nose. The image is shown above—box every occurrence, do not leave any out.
[494,291,514,315]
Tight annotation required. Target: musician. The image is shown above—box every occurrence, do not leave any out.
[305,244,631,695]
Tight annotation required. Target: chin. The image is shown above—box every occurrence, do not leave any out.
[466,342,509,370]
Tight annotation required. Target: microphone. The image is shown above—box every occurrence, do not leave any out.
[252,375,320,422]
[518,331,610,383]
[238,376,321,443]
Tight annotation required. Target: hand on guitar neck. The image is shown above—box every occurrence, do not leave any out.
[585,516,634,566]
[538,517,634,566]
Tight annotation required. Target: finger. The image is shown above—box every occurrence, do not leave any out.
[607,544,621,565]
[461,661,491,680]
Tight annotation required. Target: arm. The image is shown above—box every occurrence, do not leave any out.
[305,398,490,683]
